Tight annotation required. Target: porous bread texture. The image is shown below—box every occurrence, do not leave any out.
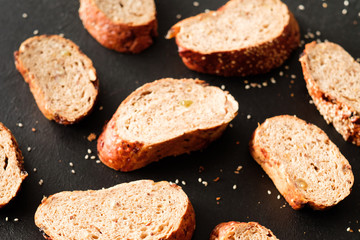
[167,0,300,76]
[14,35,98,125]
[0,123,27,207]
[210,222,279,240]
[300,41,360,146]
[249,115,354,210]
[97,78,239,171]
[35,180,195,240]
[79,0,158,53]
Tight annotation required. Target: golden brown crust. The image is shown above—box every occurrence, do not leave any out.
[0,123,28,208]
[14,35,99,125]
[79,0,158,53]
[300,41,360,146]
[168,3,300,77]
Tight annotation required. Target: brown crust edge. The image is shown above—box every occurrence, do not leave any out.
[79,0,158,53]
[299,41,360,146]
[14,35,99,125]
[97,78,237,172]
[167,1,300,77]
[0,123,28,208]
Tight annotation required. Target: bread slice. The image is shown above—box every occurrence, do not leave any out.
[14,35,99,125]
[300,41,360,146]
[249,115,354,210]
[35,180,195,240]
[97,78,238,171]
[0,123,28,208]
[210,221,279,240]
[79,0,158,53]
[166,0,300,77]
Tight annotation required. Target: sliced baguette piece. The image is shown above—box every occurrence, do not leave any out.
[35,180,195,240]
[97,78,238,171]
[249,115,354,210]
[210,221,279,240]
[0,123,28,208]
[79,0,158,53]
[166,0,300,77]
[14,35,99,125]
[300,41,360,146]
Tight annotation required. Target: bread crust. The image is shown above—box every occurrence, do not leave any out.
[300,41,360,146]
[14,35,99,125]
[79,0,158,53]
[249,115,354,210]
[167,1,300,77]
[0,123,28,208]
[97,78,237,171]
[210,221,278,240]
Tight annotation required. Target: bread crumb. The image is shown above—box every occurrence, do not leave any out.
[33,168,37,172]
[199,166,204,173]
[99,106,103,110]
[27,147,31,152]
[69,162,73,167]
[85,154,89,159]
[229,123,233,128]
[344,0,349,6]
[176,14,182,19]
[87,133,96,142]
[213,177,220,182]
[38,179,43,186]
[233,184,237,190]
[342,9,347,15]
[33,29,39,35]
[71,169,76,174]
[96,160,100,164]
[16,123,23,128]
[181,181,186,185]
[22,13,28,18]
[290,93,294,97]
[31,127,36,132]
[298,5,305,10]
[236,141,240,145]
[267,190,271,195]
[347,227,353,232]
[13,218,19,222]
[193,1,199,7]
[247,114,251,119]
[316,31,321,36]
[322,2,328,8]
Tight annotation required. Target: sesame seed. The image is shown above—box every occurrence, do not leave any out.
[59,33,65,37]
[247,114,251,120]
[244,80,249,84]
[236,166,243,171]
[270,77,276,84]
[342,9,347,15]
[356,58,360,62]
[344,0,349,6]
[90,156,96,160]
[175,179,179,184]
[204,9,210,13]
[298,5,305,10]
[277,195,281,199]
[308,32,315,39]
[309,100,314,104]
[181,181,186,185]
[322,2,328,8]
[5,217,8,221]
[358,12,360,17]
[87,149,92,154]
[33,29,39,35]
[233,184,237,190]
[198,178,202,183]
[22,13,28,18]
[316,31,321,36]
[96,160,100,164]
[33,168,37,172]
[291,74,296,79]
[27,147,31,152]
[71,169,75,174]
[31,128,36,132]
[279,71,284,76]
[262,82,268,87]
[38,179,43,186]
[245,85,250,89]
[17,123,23,128]
[13,218,19,222]
[221,85,225,90]
[202,181,208,187]
[193,1,199,7]
[85,155,89,159]
[69,162,73,167]
[267,190,271,195]
[176,14,182,19]
[347,227,353,232]
[284,65,289,70]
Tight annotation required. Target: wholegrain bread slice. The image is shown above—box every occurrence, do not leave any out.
[97,78,238,171]
[166,0,300,77]
[35,180,195,240]
[210,222,279,240]
[249,115,354,210]
[14,35,99,125]
[300,41,360,146]
[79,0,158,53]
[0,123,28,208]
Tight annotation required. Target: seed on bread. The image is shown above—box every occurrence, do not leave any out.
[249,115,354,210]
[97,78,238,172]
[14,35,99,125]
[166,0,300,76]
[35,180,195,240]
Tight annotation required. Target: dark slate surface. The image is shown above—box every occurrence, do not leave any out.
[0,0,360,239]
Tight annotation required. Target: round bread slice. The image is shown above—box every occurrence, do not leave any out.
[14,35,99,125]
[97,78,239,171]
[249,115,354,210]
[210,222,279,240]
[35,180,195,240]
[300,41,360,146]
[166,0,300,77]
[79,0,158,53]
[0,123,28,208]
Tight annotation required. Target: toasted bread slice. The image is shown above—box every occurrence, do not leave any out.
[249,115,354,210]
[14,35,99,125]
[300,41,360,146]
[0,123,28,208]
[166,0,300,77]
[97,78,238,171]
[79,0,158,53]
[210,222,279,240]
[35,180,195,240]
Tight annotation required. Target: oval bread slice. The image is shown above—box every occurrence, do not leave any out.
[210,222,279,240]
[14,35,99,124]
[79,0,158,53]
[35,180,195,240]
[0,123,28,208]
[166,0,300,76]
[97,78,239,171]
[249,115,354,210]
[300,41,360,146]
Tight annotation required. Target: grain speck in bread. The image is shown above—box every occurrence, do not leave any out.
[166,0,300,77]
[79,0,158,53]
[300,41,360,146]
[35,180,195,240]
[249,115,354,210]
[0,123,28,208]
[210,221,279,240]
[97,78,239,171]
[14,35,99,125]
